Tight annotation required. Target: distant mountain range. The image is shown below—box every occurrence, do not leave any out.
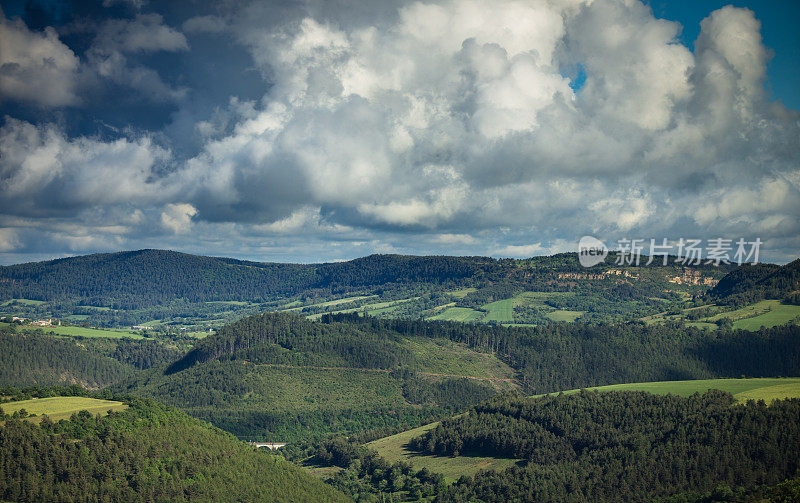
[0,248,736,305]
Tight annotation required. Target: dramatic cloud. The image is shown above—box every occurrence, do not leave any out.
[0,0,798,264]
[0,9,80,106]
[161,203,197,234]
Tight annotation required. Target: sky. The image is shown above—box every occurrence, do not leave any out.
[0,0,798,265]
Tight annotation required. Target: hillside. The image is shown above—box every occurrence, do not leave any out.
[368,378,800,480]
[117,312,800,442]
[709,258,800,305]
[409,391,800,502]
[0,250,736,329]
[0,390,348,502]
[0,330,132,388]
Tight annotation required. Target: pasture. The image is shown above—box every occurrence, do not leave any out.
[368,377,800,481]
[6,323,145,339]
[549,377,800,403]
[1,396,128,423]
[428,306,484,322]
[367,422,520,482]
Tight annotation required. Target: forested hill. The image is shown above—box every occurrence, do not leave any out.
[0,390,348,502]
[0,249,736,311]
[413,391,800,502]
[0,249,490,307]
[709,258,800,305]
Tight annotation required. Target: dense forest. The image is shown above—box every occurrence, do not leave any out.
[0,250,491,307]
[709,259,800,305]
[409,391,800,502]
[111,311,800,441]
[0,330,132,388]
[0,249,730,311]
[0,388,348,502]
[3,311,799,443]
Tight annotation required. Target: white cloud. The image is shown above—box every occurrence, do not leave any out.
[0,10,80,106]
[94,14,188,53]
[0,228,20,251]
[0,118,172,213]
[2,0,799,263]
[161,203,197,234]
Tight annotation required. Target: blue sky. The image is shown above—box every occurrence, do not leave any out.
[0,0,798,265]
[648,0,800,110]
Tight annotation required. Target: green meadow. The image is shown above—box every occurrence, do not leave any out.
[428,306,485,322]
[1,396,128,422]
[367,421,520,482]
[544,377,800,402]
[369,377,800,482]
[0,323,145,339]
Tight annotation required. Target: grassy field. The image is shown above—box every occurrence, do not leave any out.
[368,377,800,481]
[544,377,800,403]
[643,300,800,331]
[0,298,45,306]
[428,306,484,322]
[546,309,584,322]
[1,396,128,423]
[447,288,477,299]
[307,297,420,319]
[280,295,378,313]
[730,301,800,330]
[401,337,517,381]
[367,422,520,481]
[0,323,145,339]
[482,299,515,323]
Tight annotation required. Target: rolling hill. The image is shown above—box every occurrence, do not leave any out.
[116,312,800,442]
[0,249,737,328]
[0,391,348,502]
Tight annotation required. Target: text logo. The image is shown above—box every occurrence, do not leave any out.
[578,236,608,267]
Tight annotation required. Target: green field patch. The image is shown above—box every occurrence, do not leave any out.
[733,382,800,402]
[280,295,378,313]
[731,302,800,330]
[447,288,477,299]
[402,337,516,380]
[685,321,718,330]
[204,300,252,307]
[428,306,484,322]
[367,422,520,482]
[539,378,800,402]
[0,298,45,306]
[1,396,127,423]
[481,299,515,324]
[14,324,145,339]
[545,309,584,322]
[642,300,800,331]
[309,297,421,319]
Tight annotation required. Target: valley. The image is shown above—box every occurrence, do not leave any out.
[1,251,799,502]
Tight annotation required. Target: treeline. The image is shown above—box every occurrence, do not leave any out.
[0,250,490,308]
[166,311,415,373]
[0,249,735,313]
[0,329,131,388]
[0,389,348,502]
[411,391,800,502]
[317,314,800,394]
[314,437,446,501]
[710,259,800,306]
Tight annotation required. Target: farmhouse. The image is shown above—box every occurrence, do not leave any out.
[31,318,59,327]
